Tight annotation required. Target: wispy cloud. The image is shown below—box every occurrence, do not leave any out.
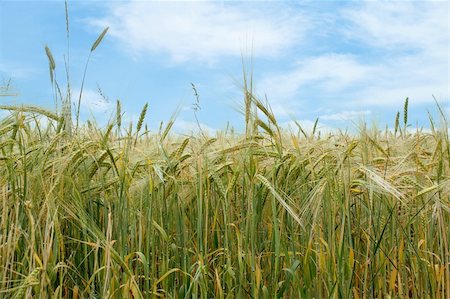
[88,1,308,63]
[83,1,447,125]
[259,54,375,103]
[173,119,216,135]
[342,2,448,55]
[73,88,113,113]
[342,2,448,106]
[258,2,448,112]
[321,110,371,121]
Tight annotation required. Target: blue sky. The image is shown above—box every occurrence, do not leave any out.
[1,0,448,133]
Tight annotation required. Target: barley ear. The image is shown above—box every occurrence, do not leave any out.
[312,117,319,137]
[394,111,400,136]
[135,103,148,145]
[45,45,56,70]
[136,103,148,134]
[91,27,109,52]
[116,100,122,129]
[403,97,408,128]
[12,268,41,299]
[45,45,56,84]
[65,1,69,36]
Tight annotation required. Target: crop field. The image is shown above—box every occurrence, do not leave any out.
[1,5,449,297]
[0,91,449,298]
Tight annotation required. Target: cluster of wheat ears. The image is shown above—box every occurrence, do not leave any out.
[0,9,449,298]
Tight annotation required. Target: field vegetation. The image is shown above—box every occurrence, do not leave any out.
[0,18,449,298]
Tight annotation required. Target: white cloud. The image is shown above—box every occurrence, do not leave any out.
[342,2,448,56]
[259,2,448,110]
[173,119,216,135]
[259,54,376,101]
[72,88,113,113]
[88,1,307,63]
[321,110,371,121]
[342,2,448,106]
[83,1,447,124]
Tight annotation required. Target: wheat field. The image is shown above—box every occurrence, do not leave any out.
[0,17,449,298]
[0,91,449,298]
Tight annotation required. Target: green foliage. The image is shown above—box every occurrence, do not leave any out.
[0,99,448,298]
